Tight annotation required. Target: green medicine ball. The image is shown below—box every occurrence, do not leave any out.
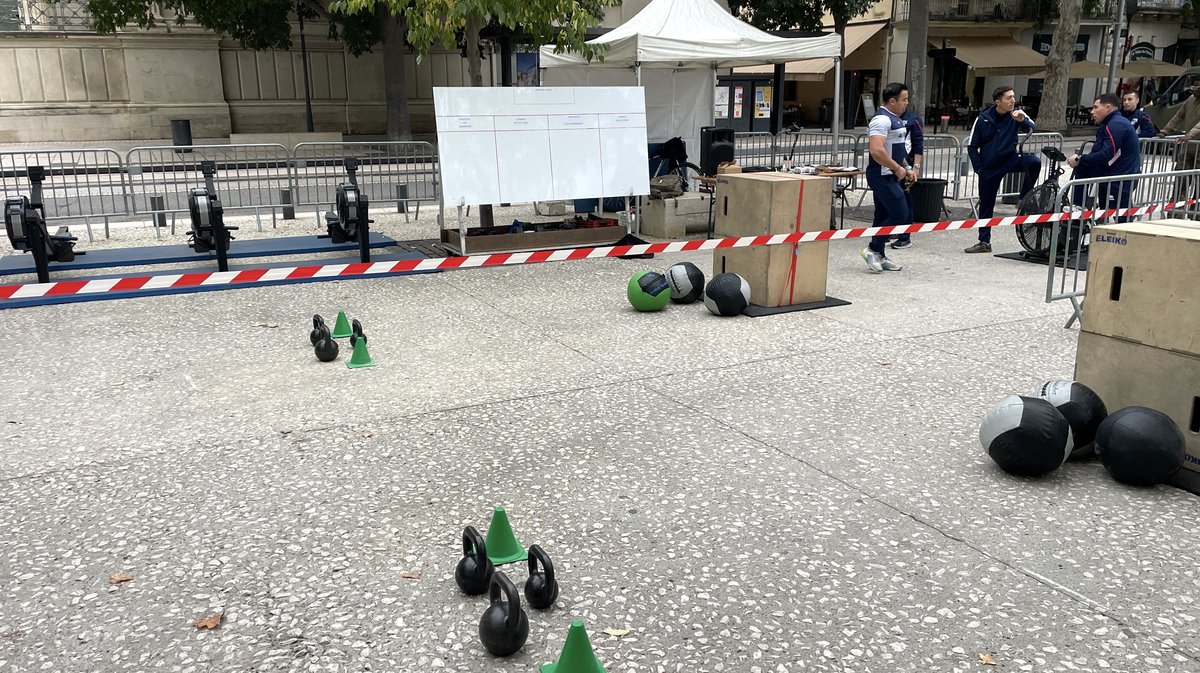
[627,271,672,312]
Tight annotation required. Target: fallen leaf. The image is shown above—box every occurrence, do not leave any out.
[979,653,997,666]
[108,572,133,585]
[399,571,421,580]
[251,322,279,328]
[878,361,892,366]
[361,431,374,438]
[602,628,631,637]
[279,429,292,435]
[193,613,223,630]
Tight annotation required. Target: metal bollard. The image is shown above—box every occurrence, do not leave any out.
[395,184,409,221]
[281,188,296,220]
[150,195,167,235]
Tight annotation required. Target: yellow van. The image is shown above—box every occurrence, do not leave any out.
[1147,66,1200,130]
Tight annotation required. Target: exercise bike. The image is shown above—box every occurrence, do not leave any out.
[1014,141,1091,260]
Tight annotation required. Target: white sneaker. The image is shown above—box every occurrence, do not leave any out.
[881,256,903,271]
[861,248,884,273]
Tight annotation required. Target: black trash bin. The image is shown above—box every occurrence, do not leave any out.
[819,99,833,129]
[909,178,948,223]
[171,119,193,154]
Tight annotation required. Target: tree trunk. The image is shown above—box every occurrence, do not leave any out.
[464,13,492,225]
[904,0,930,118]
[465,14,483,87]
[378,5,411,140]
[1039,0,1083,133]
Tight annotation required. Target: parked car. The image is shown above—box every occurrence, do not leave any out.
[1147,66,1200,130]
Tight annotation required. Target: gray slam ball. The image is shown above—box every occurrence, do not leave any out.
[1095,406,1186,486]
[666,262,705,304]
[703,273,751,316]
[1034,379,1108,460]
[980,395,1073,476]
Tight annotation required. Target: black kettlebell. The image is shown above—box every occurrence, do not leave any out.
[350,318,367,348]
[454,526,494,596]
[523,544,558,610]
[310,314,326,345]
[478,571,529,657]
[314,325,339,362]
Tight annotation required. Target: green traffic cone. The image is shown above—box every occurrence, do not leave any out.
[541,620,607,673]
[345,336,376,369]
[331,310,353,339]
[484,506,526,565]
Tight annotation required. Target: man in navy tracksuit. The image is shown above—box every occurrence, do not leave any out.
[1068,92,1141,220]
[861,82,912,273]
[1121,92,1157,138]
[890,110,924,249]
[965,86,1041,253]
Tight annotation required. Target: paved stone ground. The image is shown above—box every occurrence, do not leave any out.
[1,195,1199,673]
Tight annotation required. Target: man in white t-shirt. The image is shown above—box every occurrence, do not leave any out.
[861,82,913,273]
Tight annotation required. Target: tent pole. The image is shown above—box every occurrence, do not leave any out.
[636,63,642,86]
[832,56,842,163]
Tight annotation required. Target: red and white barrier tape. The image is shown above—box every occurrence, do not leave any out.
[1,199,1194,303]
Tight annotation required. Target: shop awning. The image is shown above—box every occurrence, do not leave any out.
[734,22,887,81]
[931,37,1046,76]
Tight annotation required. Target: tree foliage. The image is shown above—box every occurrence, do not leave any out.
[727,0,874,35]
[332,0,619,63]
[85,0,380,56]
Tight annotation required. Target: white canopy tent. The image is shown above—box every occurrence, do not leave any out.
[537,0,844,175]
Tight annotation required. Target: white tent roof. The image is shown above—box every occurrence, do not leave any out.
[538,0,842,69]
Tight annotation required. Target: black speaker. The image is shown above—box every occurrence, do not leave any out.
[700,126,736,176]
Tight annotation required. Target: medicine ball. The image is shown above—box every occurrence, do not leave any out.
[1095,406,1186,487]
[979,395,1073,476]
[1033,379,1108,460]
[627,271,672,312]
[665,262,705,304]
[703,273,750,317]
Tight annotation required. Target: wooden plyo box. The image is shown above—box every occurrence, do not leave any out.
[711,172,832,307]
[640,193,712,239]
[1082,219,1200,356]
[1075,331,1200,477]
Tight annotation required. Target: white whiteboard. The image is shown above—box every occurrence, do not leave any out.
[434,87,651,207]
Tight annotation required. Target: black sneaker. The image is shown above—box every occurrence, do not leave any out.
[964,242,992,254]
[890,239,913,250]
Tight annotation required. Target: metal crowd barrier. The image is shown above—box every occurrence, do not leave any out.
[774,131,857,169]
[733,132,775,168]
[1045,167,1200,327]
[124,144,293,238]
[291,141,442,225]
[0,149,127,241]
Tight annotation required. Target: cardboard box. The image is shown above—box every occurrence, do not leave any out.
[440,223,624,255]
[640,193,712,239]
[711,173,833,307]
[717,162,742,175]
[1082,219,1200,356]
[1075,330,1200,477]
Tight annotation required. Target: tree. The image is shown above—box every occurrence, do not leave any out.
[83,0,616,140]
[728,0,874,47]
[1036,0,1082,133]
[334,0,619,72]
[904,0,929,117]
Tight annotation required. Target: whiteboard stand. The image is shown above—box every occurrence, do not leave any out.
[456,199,467,255]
